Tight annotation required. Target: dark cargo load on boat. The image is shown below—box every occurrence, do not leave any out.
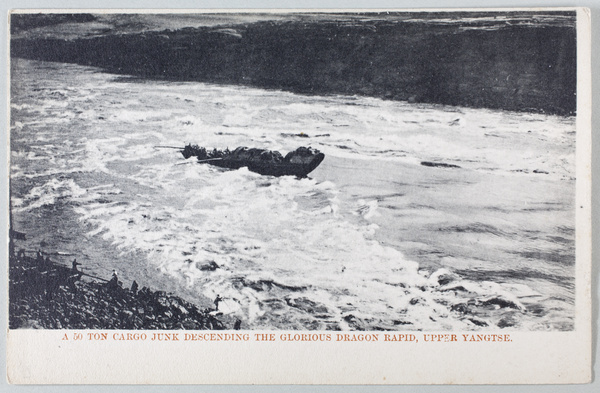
[181,145,325,177]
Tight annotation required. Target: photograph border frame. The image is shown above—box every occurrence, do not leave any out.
[2,1,597,388]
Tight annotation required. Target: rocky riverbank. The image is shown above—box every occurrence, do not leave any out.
[10,12,576,115]
[9,249,228,330]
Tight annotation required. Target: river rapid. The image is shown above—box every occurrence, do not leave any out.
[10,58,576,331]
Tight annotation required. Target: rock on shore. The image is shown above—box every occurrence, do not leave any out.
[9,251,227,330]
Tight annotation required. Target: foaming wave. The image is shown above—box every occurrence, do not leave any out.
[72,166,534,330]
[13,178,88,212]
[10,59,574,331]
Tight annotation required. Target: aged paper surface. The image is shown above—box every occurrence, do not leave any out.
[5,7,592,384]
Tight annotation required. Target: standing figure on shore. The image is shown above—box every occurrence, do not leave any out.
[70,258,83,281]
[106,269,120,291]
[36,249,43,265]
[214,294,223,311]
[72,259,81,272]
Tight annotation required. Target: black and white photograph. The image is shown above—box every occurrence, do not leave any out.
[7,10,584,335]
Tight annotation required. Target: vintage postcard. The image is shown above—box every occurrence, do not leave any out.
[5,8,592,384]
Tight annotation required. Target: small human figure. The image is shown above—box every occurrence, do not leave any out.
[36,249,43,264]
[233,319,242,330]
[72,259,81,272]
[70,259,83,281]
[130,280,139,294]
[67,275,79,293]
[214,294,223,311]
[106,269,119,290]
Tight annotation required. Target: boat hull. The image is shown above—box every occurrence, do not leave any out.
[181,145,325,177]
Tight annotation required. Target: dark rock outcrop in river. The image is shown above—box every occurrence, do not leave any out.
[421,161,461,169]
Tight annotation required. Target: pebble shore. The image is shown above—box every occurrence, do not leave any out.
[9,250,228,330]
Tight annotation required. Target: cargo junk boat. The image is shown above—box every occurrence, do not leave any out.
[181,145,325,177]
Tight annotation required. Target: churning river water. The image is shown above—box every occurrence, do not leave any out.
[10,58,576,331]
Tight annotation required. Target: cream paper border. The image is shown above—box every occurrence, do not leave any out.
[5,7,593,385]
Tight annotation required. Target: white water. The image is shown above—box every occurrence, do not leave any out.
[10,58,576,330]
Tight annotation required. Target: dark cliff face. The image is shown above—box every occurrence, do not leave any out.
[10,13,97,34]
[10,13,577,115]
